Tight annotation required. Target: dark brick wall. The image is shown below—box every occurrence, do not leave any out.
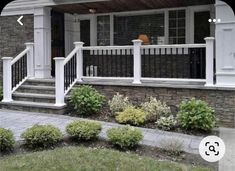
[91,85,235,128]
[0,14,34,84]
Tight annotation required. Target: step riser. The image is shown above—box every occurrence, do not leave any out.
[0,104,66,115]
[24,82,55,87]
[16,88,55,95]
[13,96,55,104]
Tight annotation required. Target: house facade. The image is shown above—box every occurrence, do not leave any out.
[1,0,235,127]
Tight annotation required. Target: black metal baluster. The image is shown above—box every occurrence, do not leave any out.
[159,48,162,78]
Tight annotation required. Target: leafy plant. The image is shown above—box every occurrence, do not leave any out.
[107,126,143,149]
[70,86,105,115]
[0,128,15,151]
[108,93,131,116]
[177,98,216,131]
[21,125,63,149]
[156,115,177,131]
[66,120,102,141]
[116,106,146,126]
[141,97,171,122]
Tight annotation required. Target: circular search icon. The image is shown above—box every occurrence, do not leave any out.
[199,136,225,162]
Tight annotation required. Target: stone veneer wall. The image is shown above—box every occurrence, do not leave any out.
[0,14,34,84]
[91,85,235,128]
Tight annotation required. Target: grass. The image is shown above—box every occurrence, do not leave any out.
[0,146,211,171]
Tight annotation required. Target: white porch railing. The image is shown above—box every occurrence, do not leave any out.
[2,43,34,102]
[54,38,215,106]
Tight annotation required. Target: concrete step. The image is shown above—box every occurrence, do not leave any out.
[24,78,55,87]
[0,101,66,115]
[13,93,55,103]
[16,85,55,94]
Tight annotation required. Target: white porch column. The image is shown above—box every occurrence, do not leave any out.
[34,7,52,78]
[205,37,215,86]
[25,43,34,78]
[54,57,65,106]
[132,39,143,84]
[74,42,84,82]
[215,0,235,87]
[2,57,13,102]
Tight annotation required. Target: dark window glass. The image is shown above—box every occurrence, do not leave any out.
[114,13,165,45]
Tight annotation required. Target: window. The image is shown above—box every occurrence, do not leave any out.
[114,13,165,45]
[169,10,186,44]
[97,15,110,46]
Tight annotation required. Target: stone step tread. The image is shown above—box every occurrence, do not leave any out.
[13,92,55,99]
[20,85,55,90]
[0,101,65,109]
[27,78,55,83]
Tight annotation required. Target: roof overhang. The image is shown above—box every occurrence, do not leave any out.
[51,0,215,14]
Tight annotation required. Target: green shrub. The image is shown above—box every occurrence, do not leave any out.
[21,125,63,149]
[66,120,102,141]
[0,128,15,151]
[108,93,131,116]
[116,106,146,126]
[107,126,143,149]
[156,115,177,131]
[70,86,105,115]
[141,97,171,122]
[177,98,216,131]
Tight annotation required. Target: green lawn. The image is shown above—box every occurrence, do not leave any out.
[0,146,211,171]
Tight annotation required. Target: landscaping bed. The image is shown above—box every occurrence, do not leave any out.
[67,85,218,136]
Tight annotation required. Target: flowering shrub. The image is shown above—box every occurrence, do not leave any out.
[141,97,171,122]
[156,115,177,131]
[108,93,131,116]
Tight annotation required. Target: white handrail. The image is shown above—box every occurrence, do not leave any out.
[63,46,79,65]
[11,48,29,65]
[141,44,206,49]
[82,45,133,50]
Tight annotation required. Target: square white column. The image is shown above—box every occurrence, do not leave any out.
[34,7,52,78]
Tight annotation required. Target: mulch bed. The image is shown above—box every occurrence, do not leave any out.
[67,105,218,137]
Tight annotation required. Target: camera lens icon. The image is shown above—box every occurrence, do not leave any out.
[199,136,225,162]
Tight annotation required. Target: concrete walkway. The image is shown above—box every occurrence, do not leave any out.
[0,109,203,154]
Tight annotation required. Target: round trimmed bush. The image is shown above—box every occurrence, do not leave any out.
[70,85,105,115]
[0,128,15,151]
[177,98,216,131]
[66,120,102,141]
[21,125,63,149]
[107,126,143,149]
[115,106,146,126]
[156,115,177,131]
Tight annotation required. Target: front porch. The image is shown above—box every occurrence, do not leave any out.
[1,0,235,127]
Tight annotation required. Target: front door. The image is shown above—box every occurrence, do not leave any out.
[80,20,91,46]
[51,10,65,77]
[194,11,210,43]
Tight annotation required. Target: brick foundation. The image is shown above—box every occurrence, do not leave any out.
[90,84,235,128]
[0,14,34,84]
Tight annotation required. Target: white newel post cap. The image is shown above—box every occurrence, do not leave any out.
[132,39,143,45]
[25,42,34,46]
[74,42,84,48]
[54,57,65,61]
[204,37,215,42]
[2,57,13,60]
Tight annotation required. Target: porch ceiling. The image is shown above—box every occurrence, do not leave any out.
[52,0,215,14]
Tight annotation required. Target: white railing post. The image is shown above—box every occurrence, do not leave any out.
[25,42,34,78]
[205,37,215,86]
[132,39,143,84]
[54,57,65,106]
[74,42,84,82]
[2,57,13,102]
